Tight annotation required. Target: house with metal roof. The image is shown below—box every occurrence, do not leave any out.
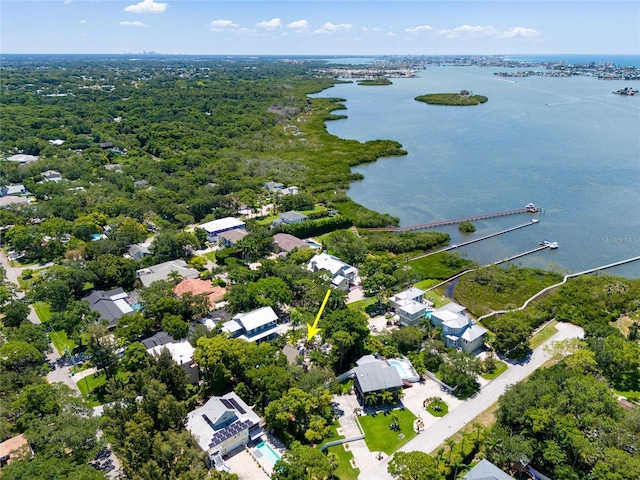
[218,229,248,248]
[342,355,404,406]
[0,184,28,197]
[220,306,281,343]
[279,210,308,224]
[430,302,487,353]
[389,287,433,327]
[186,392,263,458]
[82,287,134,329]
[307,252,358,291]
[127,243,151,260]
[463,459,515,480]
[136,259,199,287]
[199,217,246,243]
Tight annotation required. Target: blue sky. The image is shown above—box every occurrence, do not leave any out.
[2,1,639,55]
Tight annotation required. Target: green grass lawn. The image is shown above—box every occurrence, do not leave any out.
[49,330,77,356]
[347,296,377,310]
[33,301,52,322]
[76,371,107,406]
[326,444,359,480]
[481,360,509,380]
[359,408,417,454]
[425,398,448,417]
[529,320,559,350]
[321,423,359,480]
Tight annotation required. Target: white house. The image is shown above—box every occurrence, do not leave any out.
[147,340,199,384]
[199,217,246,243]
[430,302,487,353]
[221,306,281,343]
[389,287,433,327]
[186,392,263,459]
[307,252,358,291]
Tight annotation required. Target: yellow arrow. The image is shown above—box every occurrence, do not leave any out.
[307,289,331,341]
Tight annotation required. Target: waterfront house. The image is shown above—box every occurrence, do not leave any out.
[186,392,262,459]
[279,210,308,224]
[220,306,281,343]
[389,287,433,327]
[430,302,487,353]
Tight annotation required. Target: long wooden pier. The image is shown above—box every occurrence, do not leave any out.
[409,219,539,261]
[364,207,541,233]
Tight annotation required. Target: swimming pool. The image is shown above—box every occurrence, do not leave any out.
[388,358,420,383]
[255,441,281,466]
[306,240,323,249]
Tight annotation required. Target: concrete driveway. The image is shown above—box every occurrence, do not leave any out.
[359,322,584,480]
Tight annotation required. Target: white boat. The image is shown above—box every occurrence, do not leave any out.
[539,239,559,249]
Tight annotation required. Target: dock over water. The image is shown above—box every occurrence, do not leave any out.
[364,205,541,233]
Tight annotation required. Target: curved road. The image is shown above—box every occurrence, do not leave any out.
[357,322,584,480]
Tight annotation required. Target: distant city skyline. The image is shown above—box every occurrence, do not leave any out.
[1,1,639,56]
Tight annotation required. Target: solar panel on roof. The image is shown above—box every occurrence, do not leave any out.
[228,397,246,414]
[220,398,234,409]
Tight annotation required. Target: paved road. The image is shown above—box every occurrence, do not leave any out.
[359,322,584,480]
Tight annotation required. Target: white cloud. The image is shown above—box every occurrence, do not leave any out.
[405,25,433,34]
[209,19,240,32]
[256,18,281,30]
[120,21,150,28]
[387,32,397,37]
[433,24,540,40]
[287,20,309,33]
[503,27,540,38]
[313,22,353,34]
[124,0,167,14]
[79,19,87,24]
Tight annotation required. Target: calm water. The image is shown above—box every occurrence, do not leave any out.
[311,67,640,277]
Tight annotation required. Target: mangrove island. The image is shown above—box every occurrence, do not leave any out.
[415,90,488,105]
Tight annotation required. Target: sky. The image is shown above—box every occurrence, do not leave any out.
[1,1,639,56]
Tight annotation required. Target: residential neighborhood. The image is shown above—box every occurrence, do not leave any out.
[1,55,638,480]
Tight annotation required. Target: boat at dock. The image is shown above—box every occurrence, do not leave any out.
[526,203,541,213]
[540,239,559,249]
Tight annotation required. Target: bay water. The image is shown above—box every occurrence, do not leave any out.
[311,66,640,277]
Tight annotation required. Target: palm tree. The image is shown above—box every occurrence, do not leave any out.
[445,438,456,464]
[167,269,183,284]
[364,392,378,409]
[380,389,394,406]
[472,422,483,446]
